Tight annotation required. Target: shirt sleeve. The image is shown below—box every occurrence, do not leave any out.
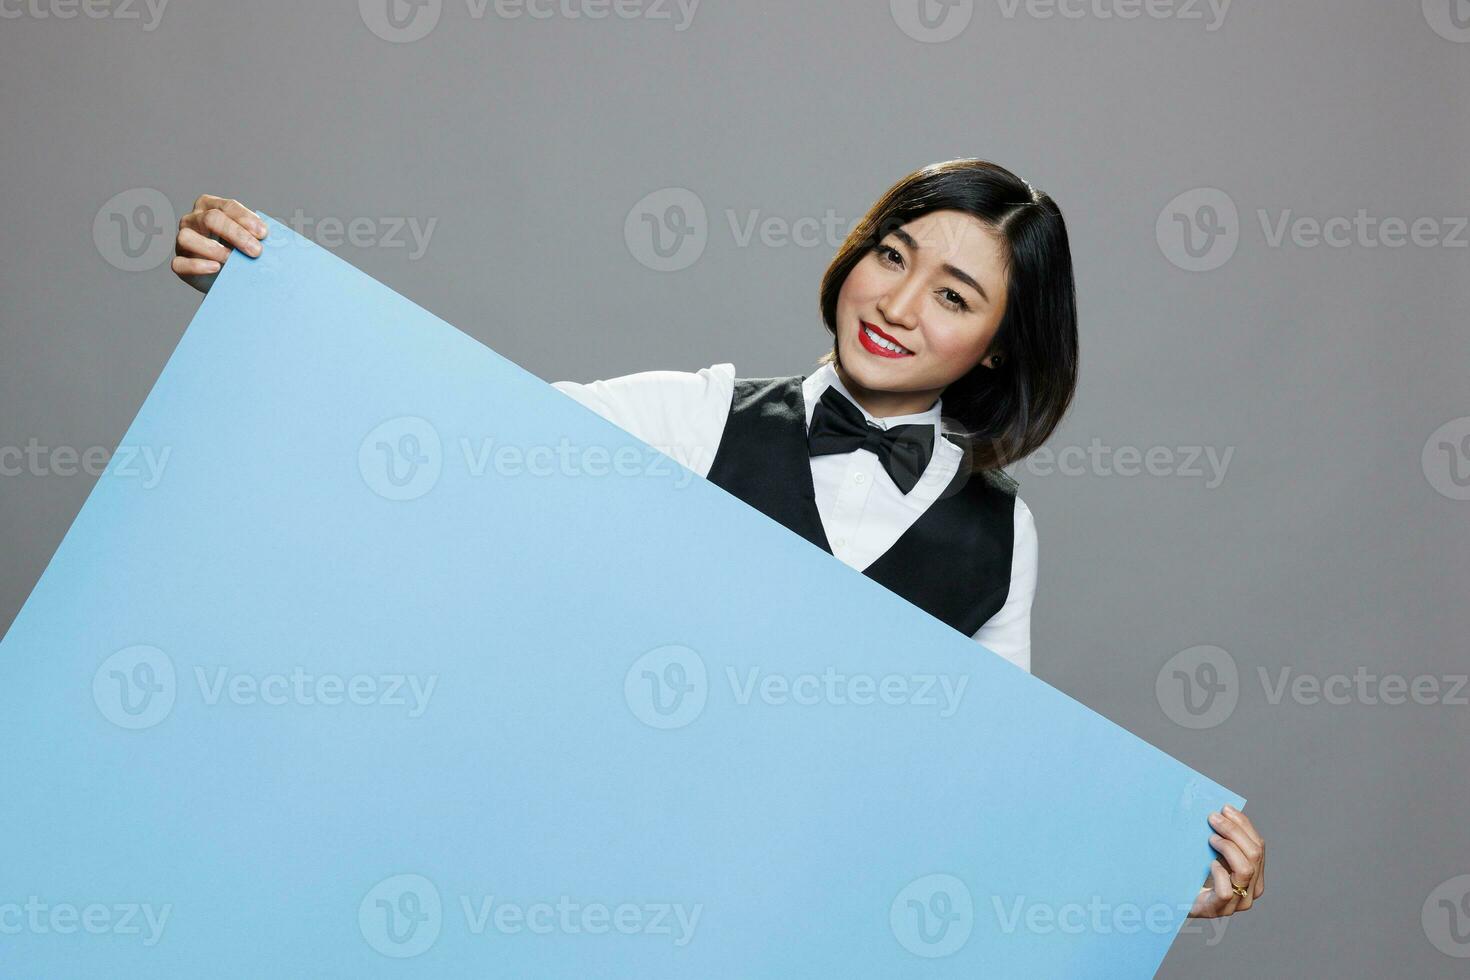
[971,495,1037,674]
[549,362,736,480]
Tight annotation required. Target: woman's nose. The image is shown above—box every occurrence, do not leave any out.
[878,278,923,329]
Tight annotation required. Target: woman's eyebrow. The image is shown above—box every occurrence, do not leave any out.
[890,227,990,303]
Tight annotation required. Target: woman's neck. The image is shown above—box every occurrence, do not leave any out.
[832,360,942,420]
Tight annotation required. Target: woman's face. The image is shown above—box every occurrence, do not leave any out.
[834,209,1010,408]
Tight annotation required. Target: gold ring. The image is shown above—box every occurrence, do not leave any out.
[1230,878,1249,899]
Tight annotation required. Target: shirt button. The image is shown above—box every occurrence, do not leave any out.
[834,537,846,547]
[854,473,866,484]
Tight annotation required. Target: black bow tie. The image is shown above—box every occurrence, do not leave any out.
[806,386,935,495]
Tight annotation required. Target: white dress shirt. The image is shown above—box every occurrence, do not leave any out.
[550,362,1038,673]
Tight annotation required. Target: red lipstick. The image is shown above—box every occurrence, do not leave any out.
[858,320,914,358]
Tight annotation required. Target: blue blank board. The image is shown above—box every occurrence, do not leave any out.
[0,218,1242,978]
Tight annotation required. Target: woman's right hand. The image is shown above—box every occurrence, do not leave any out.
[172,195,270,294]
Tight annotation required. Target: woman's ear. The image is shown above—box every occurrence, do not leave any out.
[985,353,1004,369]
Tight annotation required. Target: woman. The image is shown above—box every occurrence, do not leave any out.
[171,158,1264,920]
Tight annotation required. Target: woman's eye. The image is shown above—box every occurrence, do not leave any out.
[874,243,902,267]
[939,288,969,312]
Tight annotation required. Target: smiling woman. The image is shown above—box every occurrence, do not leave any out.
[538,160,1077,676]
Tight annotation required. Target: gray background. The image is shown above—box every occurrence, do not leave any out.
[2,0,1467,975]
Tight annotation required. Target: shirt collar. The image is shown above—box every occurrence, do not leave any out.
[800,361,943,431]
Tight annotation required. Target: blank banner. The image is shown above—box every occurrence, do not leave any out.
[0,216,1242,978]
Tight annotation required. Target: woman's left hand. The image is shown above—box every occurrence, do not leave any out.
[1189,805,1265,918]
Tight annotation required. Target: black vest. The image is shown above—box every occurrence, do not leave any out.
[705,375,1019,635]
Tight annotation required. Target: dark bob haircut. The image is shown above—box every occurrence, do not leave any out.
[817,158,1079,476]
